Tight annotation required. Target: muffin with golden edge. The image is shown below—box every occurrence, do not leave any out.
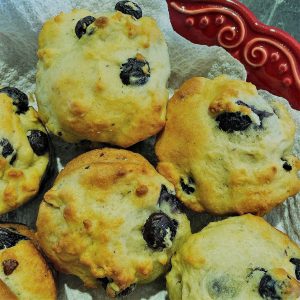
[37,148,190,297]
[0,86,50,215]
[155,76,300,215]
[36,1,170,147]
[0,223,56,299]
[167,215,300,300]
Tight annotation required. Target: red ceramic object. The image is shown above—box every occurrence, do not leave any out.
[166,0,300,110]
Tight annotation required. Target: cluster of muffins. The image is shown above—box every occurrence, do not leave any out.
[1,1,300,299]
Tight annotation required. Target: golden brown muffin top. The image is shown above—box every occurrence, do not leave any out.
[156,76,300,215]
[37,148,190,297]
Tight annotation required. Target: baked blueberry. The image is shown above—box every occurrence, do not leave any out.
[115,1,142,19]
[290,258,300,280]
[0,138,14,158]
[142,212,178,251]
[158,185,184,213]
[0,227,28,250]
[180,177,195,195]
[258,274,280,300]
[0,86,29,114]
[236,100,273,123]
[120,56,150,86]
[27,130,49,156]
[216,112,252,132]
[98,277,111,289]
[0,138,16,164]
[283,161,292,172]
[10,153,17,165]
[75,16,96,39]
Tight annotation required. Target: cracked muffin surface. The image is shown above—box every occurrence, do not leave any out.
[36,4,170,147]
[155,76,300,215]
[0,223,56,300]
[0,87,50,215]
[167,214,300,300]
[36,148,190,298]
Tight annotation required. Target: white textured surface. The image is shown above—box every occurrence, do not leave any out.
[0,0,72,91]
[0,0,298,299]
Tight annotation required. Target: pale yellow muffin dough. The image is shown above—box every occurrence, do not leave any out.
[36,8,170,147]
[37,148,190,297]
[0,92,49,214]
[0,223,56,300]
[155,76,300,215]
[167,215,300,300]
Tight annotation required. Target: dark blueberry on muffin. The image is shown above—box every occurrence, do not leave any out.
[120,56,150,86]
[290,258,300,280]
[216,112,252,132]
[180,177,195,195]
[258,274,280,300]
[142,212,178,251]
[115,1,142,19]
[236,100,273,124]
[0,86,29,114]
[75,16,96,38]
[0,138,16,164]
[158,185,185,213]
[27,130,49,156]
[0,227,28,250]
[283,161,292,172]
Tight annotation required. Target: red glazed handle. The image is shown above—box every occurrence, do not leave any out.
[166,0,300,110]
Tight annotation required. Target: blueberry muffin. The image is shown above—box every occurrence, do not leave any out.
[36,1,170,147]
[155,76,300,215]
[0,223,56,299]
[36,148,190,297]
[0,87,50,215]
[167,214,300,300]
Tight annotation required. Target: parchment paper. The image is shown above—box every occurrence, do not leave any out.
[0,0,299,299]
